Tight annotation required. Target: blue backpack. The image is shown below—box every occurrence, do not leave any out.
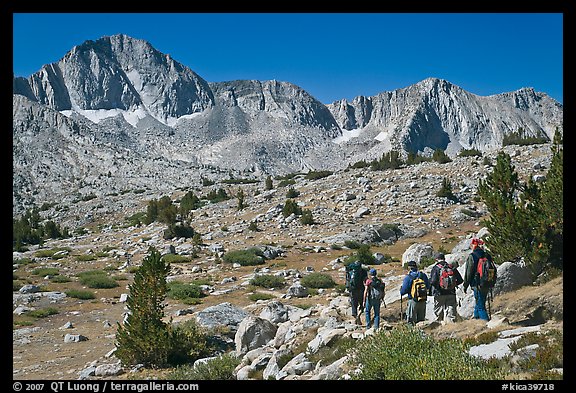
[346,262,366,290]
[368,276,385,301]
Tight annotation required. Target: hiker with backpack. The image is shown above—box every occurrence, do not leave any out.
[429,252,464,323]
[463,238,497,321]
[363,268,385,330]
[399,260,430,325]
[345,260,368,325]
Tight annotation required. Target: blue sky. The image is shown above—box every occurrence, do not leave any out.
[12,13,563,104]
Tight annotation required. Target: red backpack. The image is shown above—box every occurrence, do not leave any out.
[476,256,497,289]
[438,263,456,291]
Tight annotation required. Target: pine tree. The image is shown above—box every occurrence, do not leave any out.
[432,148,452,164]
[180,191,201,216]
[282,199,302,217]
[115,246,173,367]
[478,152,526,265]
[477,144,563,276]
[300,209,315,225]
[436,177,457,201]
[265,175,273,190]
[237,189,246,210]
[144,199,158,225]
[536,129,563,270]
[157,196,177,224]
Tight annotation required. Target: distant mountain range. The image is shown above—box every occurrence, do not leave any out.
[13,34,563,215]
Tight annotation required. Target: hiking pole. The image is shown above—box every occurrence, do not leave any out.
[487,288,493,320]
[488,297,491,320]
[400,294,403,322]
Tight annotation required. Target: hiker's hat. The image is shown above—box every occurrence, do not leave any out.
[471,238,484,246]
[370,268,377,276]
[407,260,417,268]
[435,252,445,261]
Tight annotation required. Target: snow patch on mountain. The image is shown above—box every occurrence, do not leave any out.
[333,128,363,144]
[61,106,149,127]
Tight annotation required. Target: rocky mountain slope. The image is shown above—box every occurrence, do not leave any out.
[327,78,562,160]
[12,142,562,380]
[13,34,563,219]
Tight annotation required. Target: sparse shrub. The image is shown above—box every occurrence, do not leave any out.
[459,148,482,157]
[248,221,260,232]
[127,266,140,274]
[168,352,241,380]
[249,274,285,289]
[343,240,362,249]
[248,292,275,302]
[345,244,376,265]
[350,324,505,380]
[286,187,300,198]
[307,335,356,367]
[462,331,499,347]
[277,179,296,188]
[305,170,333,180]
[50,275,71,283]
[168,319,214,366]
[32,267,59,276]
[509,330,563,379]
[167,281,205,301]
[34,248,70,259]
[125,211,147,227]
[222,178,259,185]
[349,160,370,169]
[77,270,119,289]
[378,223,403,241]
[14,257,34,266]
[162,254,191,264]
[418,256,436,270]
[74,227,89,236]
[300,272,336,289]
[26,307,59,319]
[163,223,195,239]
[222,248,265,266]
[65,289,96,300]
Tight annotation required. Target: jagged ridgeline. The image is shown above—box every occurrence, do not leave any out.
[13,34,563,216]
